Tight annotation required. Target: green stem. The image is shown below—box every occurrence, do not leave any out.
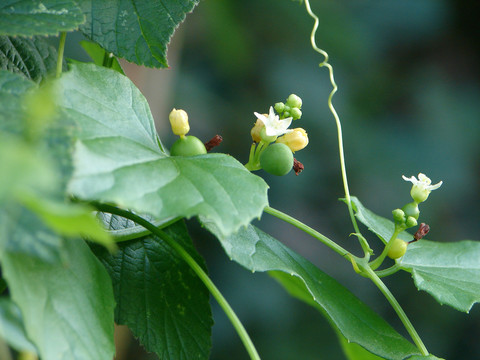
[264,206,351,259]
[0,278,7,294]
[375,263,402,278]
[369,227,403,270]
[92,203,261,360]
[56,32,67,78]
[303,0,361,237]
[363,266,429,356]
[102,52,114,68]
[108,216,181,242]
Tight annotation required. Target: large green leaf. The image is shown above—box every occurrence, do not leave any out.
[93,216,212,360]
[0,0,85,36]
[0,49,115,360]
[0,36,58,82]
[0,223,115,360]
[57,63,268,237]
[351,196,480,313]
[77,0,199,67]
[206,223,422,360]
[401,240,480,313]
[338,335,385,360]
[0,298,37,353]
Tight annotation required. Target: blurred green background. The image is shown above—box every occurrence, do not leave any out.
[65,0,480,359]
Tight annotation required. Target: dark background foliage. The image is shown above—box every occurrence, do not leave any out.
[63,0,480,358]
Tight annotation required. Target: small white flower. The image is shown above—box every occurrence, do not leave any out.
[402,173,443,191]
[254,106,293,137]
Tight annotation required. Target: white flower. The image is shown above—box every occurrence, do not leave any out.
[254,106,293,137]
[402,173,443,191]
[402,173,443,203]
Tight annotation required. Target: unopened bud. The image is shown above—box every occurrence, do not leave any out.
[169,108,190,136]
[290,107,302,120]
[402,202,420,220]
[276,128,308,152]
[392,209,406,224]
[286,94,302,109]
[406,216,418,228]
[274,102,285,113]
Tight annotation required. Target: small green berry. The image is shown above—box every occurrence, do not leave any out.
[387,238,408,259]
[274,102,285,113]
[286,94,302,109]
[170,136,207,156]
[283,111,290,118]
[260,143,293,176]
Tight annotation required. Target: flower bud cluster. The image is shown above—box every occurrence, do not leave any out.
[392,173,442,230]
[246,94,309,176]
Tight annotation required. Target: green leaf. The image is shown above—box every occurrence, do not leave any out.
[206,223,422,360]
[338,335,385,360]
[0,70,37,135]
[93,217,212,359]
[0,0,85,36]
[77,0,199,67]
[407,355,444,360]
[0,298,37,353]
[400,240,480,313]
[0,223,115,360]
[19,192,114,249]
[78,40,124,74]
[0,36,58,82]
[350,197,412,244]
[350,197,480,313]
[57,63,268,237]
[0,134,56,203]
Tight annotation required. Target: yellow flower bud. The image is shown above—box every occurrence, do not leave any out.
[169,108,190,136]
[276,128,308,152]
[250,119,265,143]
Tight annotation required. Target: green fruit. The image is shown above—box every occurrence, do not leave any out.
[387,238,408,259]
[260,143,293,176]
[170,136,207,156]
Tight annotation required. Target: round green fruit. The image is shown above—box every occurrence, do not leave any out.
[170,136,207,156]
[260,143,293,176]
[387,238,408,259]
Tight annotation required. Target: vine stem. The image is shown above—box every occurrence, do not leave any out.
[369,227,403,270]
[91,202,261,360]
[264,206,351,259]
[303,0,361,239]
[56,32,67,78]
[363,266,429,356]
